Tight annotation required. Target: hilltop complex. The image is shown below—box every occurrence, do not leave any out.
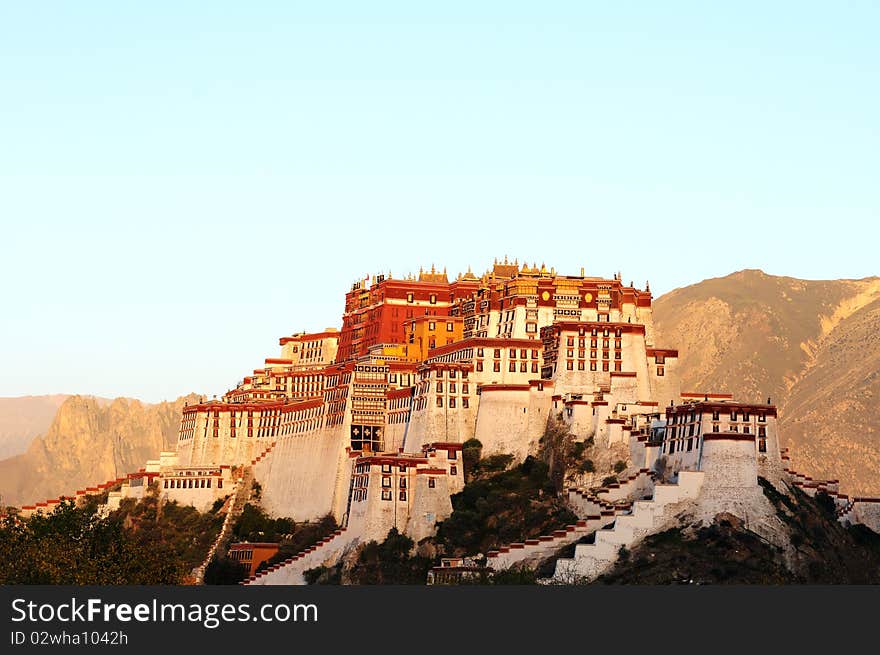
[18,260,880,583]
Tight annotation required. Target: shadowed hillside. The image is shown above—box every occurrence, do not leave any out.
[655,270,880,494]
[0,394,200,507]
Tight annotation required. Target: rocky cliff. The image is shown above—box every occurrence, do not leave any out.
[0,395,71,459]
[0,394,200,507]
[654,270,880,495]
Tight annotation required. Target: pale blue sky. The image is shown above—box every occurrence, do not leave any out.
[1,3,878,402]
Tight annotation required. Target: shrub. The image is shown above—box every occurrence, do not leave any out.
[602,476,618,487]
[580,459,596,473]
[204,556,248,585]
[462,439,483,480]
[349,529,432,584]
[613,460,627,474]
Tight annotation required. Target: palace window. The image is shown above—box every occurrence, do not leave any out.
[509,349,516,359]
[382,464,391,473]
[758,413,766,422]
[436,382,443,393]
[382,476,391,488]
[758,426,766,437]
[712,411,720,421]
[477,348,484,357]
[430,294,437,304]
[744,426,750,434]
[532,349,539,359]
[477,362,484,372]
[567,337,575,346]
[578,361,585,370]
[758,438,767,453]
[493,362,501,372]
[602,362,609,372]
[447,322,454,331]
[712,423,719,432]
[567,360,574,370]
[382,489,392,501]
[407,293,414,303]
[429,321,436,330]
[590,361,597,371]
[400,478,407,488]
[399,490,407,501]
[436,397,443,407]
[494,349,501,358]
[449,397,456,408]
[657,366,664,376]
[532,362,539,373]
[428,478,436,488]
[450,465,458,475]
[520,362,527,372]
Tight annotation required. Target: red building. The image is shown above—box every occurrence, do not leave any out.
[336,268,480,362]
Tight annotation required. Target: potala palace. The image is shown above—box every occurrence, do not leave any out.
[19,260,880,583]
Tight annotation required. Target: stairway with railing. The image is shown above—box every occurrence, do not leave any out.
[548,470,705,583]
[243,527,356,585]
[485,469,656,572]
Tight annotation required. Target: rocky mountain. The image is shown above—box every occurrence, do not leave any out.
[0,395,71,459]
[0,394,200,507]
[654,270,880,495]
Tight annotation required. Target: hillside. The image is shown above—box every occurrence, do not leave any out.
[0,394,199,507]
[654,270,880,494]
[0,395,71,459]
[596,481,880,584]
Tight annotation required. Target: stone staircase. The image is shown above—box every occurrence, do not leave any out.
[243,527,355,585]
[567,468,654,518]
[192,465,256,584]
[485,469,656,572]
[486,515,615,571]
[548,470,704,583]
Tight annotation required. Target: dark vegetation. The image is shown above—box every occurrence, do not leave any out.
[537,420,595,492]
[597,479,880,584]
[0,486,223,584]
[204,504,338,584]
[435,454,577,557]
[347,528,432,584]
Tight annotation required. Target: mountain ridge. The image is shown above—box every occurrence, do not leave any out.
[654,269,880,495]
[0,393,201,507]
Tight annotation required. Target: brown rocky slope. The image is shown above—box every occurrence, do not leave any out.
[0,394,200,507]
[0,395,71,459]
[654,270,880,495]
